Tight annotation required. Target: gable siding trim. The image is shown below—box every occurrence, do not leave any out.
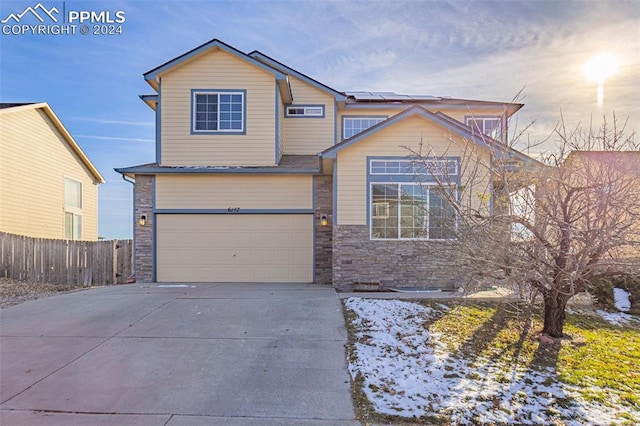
[275,84,280,164]
[323,107,494,158]
[144,39,287,83]
[156,79,162,164]
[333,100,337,146]
[248,51,346,101]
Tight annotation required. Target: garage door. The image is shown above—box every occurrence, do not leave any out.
[156,214,313,283]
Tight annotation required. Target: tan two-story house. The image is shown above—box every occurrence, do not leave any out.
[116,39,535,289]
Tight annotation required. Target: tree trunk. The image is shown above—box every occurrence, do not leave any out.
[542,294,570,338]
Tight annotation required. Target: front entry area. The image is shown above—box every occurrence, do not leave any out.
[156,214,313,283]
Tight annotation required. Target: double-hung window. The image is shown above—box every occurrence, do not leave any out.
[369,158,458,240]
[192,90,245,133]
[343,116,386,139]
[64,178,82,240]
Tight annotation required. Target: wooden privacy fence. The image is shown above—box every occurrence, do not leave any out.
[0,232,133,287]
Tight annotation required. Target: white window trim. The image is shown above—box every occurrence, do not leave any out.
[192,90,246,133]
[369,182,457,241]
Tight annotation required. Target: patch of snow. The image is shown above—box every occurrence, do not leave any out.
[614,288,631,312]
[345,298,638,425]
[596,309,638,326]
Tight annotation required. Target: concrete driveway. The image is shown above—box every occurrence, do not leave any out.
[0,283,358,425]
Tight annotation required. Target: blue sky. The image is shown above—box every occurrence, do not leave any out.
[1,0,638,239]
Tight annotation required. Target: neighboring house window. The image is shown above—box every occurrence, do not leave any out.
[64,178,82,240]
[192,90,245,133]
[371,183,456,240]
[343,116,386,139]
[465,116,502,139]
[285,105,324,117]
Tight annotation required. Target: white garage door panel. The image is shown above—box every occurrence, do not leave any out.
[157,214,313,283]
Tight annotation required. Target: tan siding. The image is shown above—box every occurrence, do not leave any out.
[0,108,99,240]
[160,48,276,166]
[156,175,312,210]
[282,76,335,154]
[437,107,506,124]
[336,115,491,225]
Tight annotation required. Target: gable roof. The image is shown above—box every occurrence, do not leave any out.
[321,105,539,165]
[249,51,346,101]
[143,39,292,99]
[0,103,105,184]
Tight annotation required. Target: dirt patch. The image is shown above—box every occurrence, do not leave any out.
[0,277,89,308]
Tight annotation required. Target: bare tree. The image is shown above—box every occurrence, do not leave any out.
[407,114,639,337]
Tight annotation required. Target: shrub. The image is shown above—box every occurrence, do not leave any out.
[590,274,640,314]
[590,277,615,310]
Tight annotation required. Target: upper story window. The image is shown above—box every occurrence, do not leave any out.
[64,178,82,240]
[343,116,387,139]
[465,116,502,139]
[192,90,246,134]
[285,105,325,118]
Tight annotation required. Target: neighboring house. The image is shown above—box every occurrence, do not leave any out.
[0,103,104,241]
[116,38,535,289]
[563,151,640,263]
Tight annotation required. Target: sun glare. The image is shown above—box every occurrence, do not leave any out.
[584,53,619,106]
[585,53,619,82]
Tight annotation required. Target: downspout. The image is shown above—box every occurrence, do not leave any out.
[121,174,136,275]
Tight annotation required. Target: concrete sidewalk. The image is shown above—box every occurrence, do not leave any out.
[0,283,358,425]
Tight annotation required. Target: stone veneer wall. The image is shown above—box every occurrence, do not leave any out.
[313,175,333,284]
[332,225,466,291]
[134,175,154,282]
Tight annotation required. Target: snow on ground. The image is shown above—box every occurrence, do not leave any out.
[596,309,639,326]
[345,298,637,425]
[614,288,631,312]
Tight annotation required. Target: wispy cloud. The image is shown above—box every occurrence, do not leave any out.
[70,117,154,126]
[75,135,154,143]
